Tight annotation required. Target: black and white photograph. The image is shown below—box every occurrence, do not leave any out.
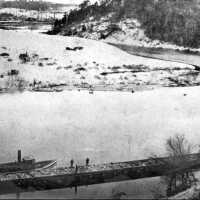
[0,0,200,199]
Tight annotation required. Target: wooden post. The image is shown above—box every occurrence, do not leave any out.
[174,174,177,190]
[75,186,77,194]
[18,150,21,163]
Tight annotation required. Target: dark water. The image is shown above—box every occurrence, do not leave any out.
[0,178,166,199]
[110,43,200,67]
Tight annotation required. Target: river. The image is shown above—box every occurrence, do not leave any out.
[0,87,199,198]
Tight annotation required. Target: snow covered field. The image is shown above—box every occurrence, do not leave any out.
[0,29,198,93]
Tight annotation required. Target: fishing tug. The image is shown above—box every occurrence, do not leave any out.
[0,150,56,173]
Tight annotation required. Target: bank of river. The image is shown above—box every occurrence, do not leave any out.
[110,43,200,68]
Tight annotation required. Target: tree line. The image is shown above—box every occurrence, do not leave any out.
[52,0,200,48]
[0,0,64,11]
[126,0,200,48]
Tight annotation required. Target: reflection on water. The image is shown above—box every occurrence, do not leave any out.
[0,172,198,199]
[0,178,166,199]
[165,171,197,197]
[0,172,197,199]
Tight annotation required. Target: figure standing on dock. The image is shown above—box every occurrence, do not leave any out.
[70,159,74,168]
[86,158,90,166]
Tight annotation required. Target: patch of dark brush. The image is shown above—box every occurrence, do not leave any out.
[32,53,39,59]
[193,65,200,71]
[47,62,57,66]
[7,58,12,62]
[66,46,83,51]
[64,66,72,70]
[39,57,49,61]
[152,67,194,71]
[38,62,44,67]
[56,66,62,70]
[123,64,150,72]
[0,52,9,57]
[19,53,30,63]
[94,75,101,80]
[167,77,188,87]
[7,69,19,76]
[100,69,149,76]
[112,66,121,70]
[83,62,88,66]
[179,71,200,77]
[74,67,86,72]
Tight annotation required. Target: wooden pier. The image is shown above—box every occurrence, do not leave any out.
[0,153,200,195]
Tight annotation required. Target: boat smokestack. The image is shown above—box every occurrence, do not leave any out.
[18,150,21,163]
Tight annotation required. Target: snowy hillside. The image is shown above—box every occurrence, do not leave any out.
[63,16,190,51]
[51,0,200,51]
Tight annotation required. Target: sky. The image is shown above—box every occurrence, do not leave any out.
[46,0,98,5]
[4,0,99,5]
[51,0,83,4]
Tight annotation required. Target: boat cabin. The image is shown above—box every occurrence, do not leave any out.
[18,150,35,164]
[22,156,36,164]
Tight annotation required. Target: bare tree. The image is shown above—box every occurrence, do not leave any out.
[164,134,197,197]
[151,134,197,198]
[166,134,192,157]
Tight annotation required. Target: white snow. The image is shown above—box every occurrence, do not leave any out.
[0,29,191,67]
[0,29,194,87]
